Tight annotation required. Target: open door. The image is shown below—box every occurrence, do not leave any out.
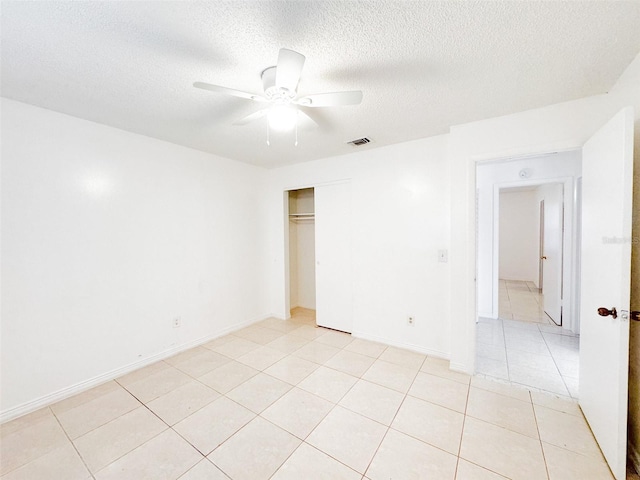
[580,107,633,480]
[315,181,353,333]
[541,184,564,325]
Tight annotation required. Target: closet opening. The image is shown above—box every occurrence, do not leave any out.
[287,188,317,325]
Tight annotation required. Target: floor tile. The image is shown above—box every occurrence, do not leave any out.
[420,357,471,385]
[530,391,581,416]
[325,350,376,378]
[455,459,507,479]
[506,349,559,374]
[344,339,387,358]
[266,333,311,354]
[146,380,219,426]
[534,404,602,457]
[50,381,121,416]
[226,373,292,413]
[307,406,387,474]
[73,406,167,473]
[207,417,300,480]
[256,317,301,334]
[314,329,354,349]
[0,407,53,438]
[366,429,457,480]
[378,346,425,369]
[466,387,538,439]
[362,359,417,393]
[409,372,469,413]
[178,459,230,479]
[236,346,287,371]
[292,341,341,364]
[54,386,141,439]
[298,366,358,403]
[119,365,192,403]
[168,349,231,378]
[339,379,404,426]
[459,417,547,480]
[474,357,509,380]
[392,395,464,454]
[476,342,507,362]
[233,326,285,345]
[264,355,319,385]
[0,412,69,475]
[271,443,361,480]
[542,442,614,479]
[201,335,236,350]
[0,443,90,480]
[173,396,255,455]
[116,361,170,387]
[470,376,531,402]
[261,387,333,439]
[94,429,201,480]
[197,361,259,394]
[208,337,261,359]
[289,324,329,340]
[509,364,568,396]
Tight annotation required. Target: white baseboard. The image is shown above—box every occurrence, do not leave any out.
[350,331,450,360]
[0,314,270,424]
[629,439,640,477]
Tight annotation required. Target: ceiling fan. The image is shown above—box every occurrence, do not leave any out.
[193,48,363,132]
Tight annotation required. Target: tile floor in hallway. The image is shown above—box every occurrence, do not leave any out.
[1,310,613,480]
[475,279,580,398]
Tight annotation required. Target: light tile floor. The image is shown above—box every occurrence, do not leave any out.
[1,310,616,480]
[476,280,580,398]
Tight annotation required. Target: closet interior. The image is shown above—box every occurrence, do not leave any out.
[288,188,316,321]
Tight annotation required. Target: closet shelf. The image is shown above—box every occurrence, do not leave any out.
[289,213,315,222]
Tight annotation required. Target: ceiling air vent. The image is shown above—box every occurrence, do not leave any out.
[347,137,371,146]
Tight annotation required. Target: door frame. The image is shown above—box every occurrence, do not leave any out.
[282,179,351,320]
[489,175,577,331]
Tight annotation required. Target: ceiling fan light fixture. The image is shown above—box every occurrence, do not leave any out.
[268,105,297,131]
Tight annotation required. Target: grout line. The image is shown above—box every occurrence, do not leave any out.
[49,407,98,480]
[453,376,472,479]
[531,392,552,480]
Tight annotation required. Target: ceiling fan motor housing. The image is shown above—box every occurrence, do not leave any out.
[261,66,296,102]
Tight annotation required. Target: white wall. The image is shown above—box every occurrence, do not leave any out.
[449,51,640,373]
[267,136,451,357]
[499,190,539,283]
[0,98,269,420]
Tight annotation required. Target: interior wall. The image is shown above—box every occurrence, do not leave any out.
[498,190,539,283]
[267,135,451,357]
[0,98,269,420]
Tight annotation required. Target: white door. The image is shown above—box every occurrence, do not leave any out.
[315,182,353,333]
[580,107,633,480]
[541,184,564,325]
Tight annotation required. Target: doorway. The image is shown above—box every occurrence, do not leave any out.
[284,181,354,333]
[287,188,317,325]
[475,152,582,398]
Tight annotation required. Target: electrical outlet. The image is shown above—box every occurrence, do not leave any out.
[407,315,415,326]
[173,317,181,328]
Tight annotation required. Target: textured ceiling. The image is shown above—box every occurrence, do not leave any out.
[2,1,640,168]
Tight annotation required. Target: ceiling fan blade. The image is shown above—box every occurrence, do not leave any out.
[297,109,319,128]
[296,91,363,107]
[193,82,266,102]
[232,109,267,126]
[275,48,305,92]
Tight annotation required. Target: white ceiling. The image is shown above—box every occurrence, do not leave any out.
[2,1,639,168]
